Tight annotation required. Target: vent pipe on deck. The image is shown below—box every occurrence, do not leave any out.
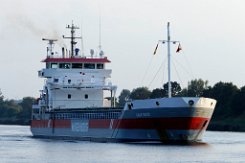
[62,47,65,58]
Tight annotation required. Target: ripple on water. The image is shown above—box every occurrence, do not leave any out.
[0,125,245,163]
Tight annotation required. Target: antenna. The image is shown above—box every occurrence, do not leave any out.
[98,4,103,57]
[81,22,85,57]
[99,14,102,52]
[42,38,57,57]
[63,22,82,58]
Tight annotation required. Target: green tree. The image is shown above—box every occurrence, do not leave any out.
[0,96,36,125]
[186,79,208,97]
[0,99,21,118]
[118,89,131,106]
[207,82,239,119]
[179,88,188,96]
[163,81,182,97]
[18,97,36,122]
[230,86,245,116]
[130,87,151,100]
[0,89,3,102]
[150,88,166,98]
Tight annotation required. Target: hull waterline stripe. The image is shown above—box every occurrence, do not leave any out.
[31,117,209,130]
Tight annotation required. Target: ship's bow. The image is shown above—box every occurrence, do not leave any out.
[116,97,216,143]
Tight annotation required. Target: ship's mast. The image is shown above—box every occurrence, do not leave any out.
[167,22,171,98]
[159,22,180,98]
[63,22,82,58]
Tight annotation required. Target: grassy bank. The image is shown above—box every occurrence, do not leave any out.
[208,116,245,132]
[0,118,30,125]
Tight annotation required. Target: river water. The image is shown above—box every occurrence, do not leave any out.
[0,125,244,163]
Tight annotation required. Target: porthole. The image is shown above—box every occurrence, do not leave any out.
[128,104,132,110]
[156,101,160,106]
[188,100,194,106]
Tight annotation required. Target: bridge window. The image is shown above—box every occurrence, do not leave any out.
[59,63,70,69]
[68,94,71,99]
[54,78,59,83]
[51,63,58,68]
[72,63,83,69]
[97,63,104,69]
[84,63,95,69]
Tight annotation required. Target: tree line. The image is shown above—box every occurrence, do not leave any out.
[0,91,35,125]
[0,79,245,131]
[118,79,245,131]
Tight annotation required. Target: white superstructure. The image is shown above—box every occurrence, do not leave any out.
[37,23,117,111]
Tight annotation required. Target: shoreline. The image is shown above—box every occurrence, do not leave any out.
[208,121,245,132]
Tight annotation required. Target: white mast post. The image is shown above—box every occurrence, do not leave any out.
[81,22,85,57]
[157,22,179,98]
[167,22,171,98]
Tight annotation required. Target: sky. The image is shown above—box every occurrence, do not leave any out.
[0,0,245,99]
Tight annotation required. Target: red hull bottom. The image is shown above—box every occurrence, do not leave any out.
[31,117,210,142]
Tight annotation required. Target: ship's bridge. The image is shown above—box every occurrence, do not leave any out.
[43,57,110,68]
[39,57,112,86]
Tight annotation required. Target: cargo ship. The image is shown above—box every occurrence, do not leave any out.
[31,22,216,142]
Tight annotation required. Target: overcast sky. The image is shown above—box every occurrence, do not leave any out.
[0,0,245,99]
